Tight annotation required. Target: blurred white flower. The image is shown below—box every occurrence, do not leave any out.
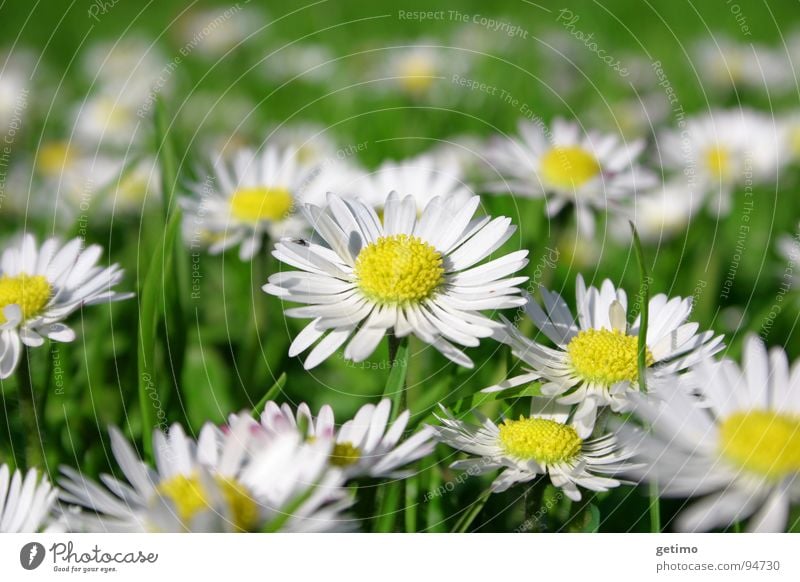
[59,418,351,532]
[658,109,783,216]
[485,118,657,237]
[0,464,61,532]
[620,336,800,532]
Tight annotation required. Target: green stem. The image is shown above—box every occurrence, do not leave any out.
[17,348,42,469]
[451,487,492,533]
[649,480,661,533]
[384,335,409,418]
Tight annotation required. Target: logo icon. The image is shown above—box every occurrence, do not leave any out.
[20,542,46,570]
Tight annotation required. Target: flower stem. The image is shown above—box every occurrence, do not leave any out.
[17,348,42,470]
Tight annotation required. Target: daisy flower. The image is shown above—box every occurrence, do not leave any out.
[694,37,792,95]
[264,192,529,369]
[620,336,800,532]
[181,145,318,260]
[484,118,656,237]
[430,400,635,500]
[611,179,702,244]
[254,398,434,480]
[356,153,472,215]
[0,234,132,379]
[658,109,781,216]
[484,275,724,435]
[59,418,350,532]
[1,464,60,532]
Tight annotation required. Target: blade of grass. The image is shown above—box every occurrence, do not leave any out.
[252,372,287,417]
[384,336,408,420]
[451,487,491,533]
[137,210,182,461]
[631,222,660,533]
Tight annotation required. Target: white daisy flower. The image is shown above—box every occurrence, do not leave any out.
[430,400,635,500]
[178,6,265,59]
[0,235,132,379]
[356,153,472,214]
[81,37,168,103]
[611,179,702,244]
[269,123,340,166]
[72,92,142,150]
[34,145,160,222]
[484,275,724,435]
[254,398,434,480]
[0,464,60,532]
[263,44,336,85]
[264,192,529,369]
[0,50,33,133]
[620,336,800,532]
[372,41,470,100]
[59,418,351,532]
[694,37,792,95]
[658,109,782,216]
[484,118,657,237]
[181,145,318,260]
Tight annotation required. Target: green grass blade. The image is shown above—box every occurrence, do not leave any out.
[252,372,287,417]
[137,210,182,461]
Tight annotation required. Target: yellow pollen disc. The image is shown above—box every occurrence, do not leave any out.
[354,234,444,305]
[398,56,436,94]
[567,328,654,386]
[788,128,800,158]
[498,417,582,464]
[229,187,294,222]
[705,146,731,178]
[719,410,800,479]
[0,274,52,324]
[37,142,74,176]
[156,474,259,532]
[329,442,361,467]
[540,146,601,189]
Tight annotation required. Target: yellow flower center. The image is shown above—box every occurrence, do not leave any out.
[498,417,582,464]
[37,142,75,176]
[155,474,259,532]
[0,274,52,324]
[540,146,601,189]
[788,128,800,159]
[397,55,436,94]
[229,187,294,222]
[705,146,732,179]
[329,442,361,467]
[567,328,654,386]
[354,234,444,305]
[719,410,800,480]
